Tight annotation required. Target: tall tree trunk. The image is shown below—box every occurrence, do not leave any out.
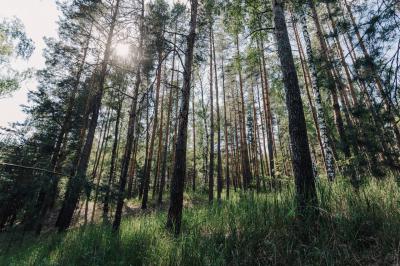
[142,53,163,210]
[56,0,120,231]
[259,40,276,180]
[291,14,327,167]
[221,56,230,199]
[35,24,93,233]
[235,33,252,189]
[307,0,351,158]
[103,95,123,222]
[272,0,318,214]
[212,31,223,201]
[166,0,198,235]
[208,26,215,203]
[192,76,197,192]
[299,8,336,181]
[158,31,177,205]
[112,0,143,231]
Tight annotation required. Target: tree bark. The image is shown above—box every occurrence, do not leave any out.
[272,0,318,214]
[166,0,198,235]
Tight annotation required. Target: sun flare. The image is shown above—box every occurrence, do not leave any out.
[114,42,131,58]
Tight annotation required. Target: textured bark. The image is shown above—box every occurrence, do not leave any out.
[166,0,198,235]
[299,8,336,181]
[272,0,318,213]
[291,15,327,166]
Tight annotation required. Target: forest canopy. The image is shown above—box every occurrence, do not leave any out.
[0,0,400,264]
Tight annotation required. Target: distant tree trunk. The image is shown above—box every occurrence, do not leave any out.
[158,31,177,205]
[199,72,209,187]
[272,0,318,214]
[166,0,198,235]
[103,95,123,222]
[306,0,351,158]
[56,0,120,232]
[343,0,400,148]
[85,108,111,225]
[112,0,143,231]
[153,77,166,198]
[212,30,222,201]
[221,57,230,199]
[127,124,140,198]
[142,53,163,210]
[235,33,252,189]
[192,76,197,192]
[208,26,215,203]
[140,89,151,199]
[326,4,358,106]
[34,24,93,234]
[259,40,275,180]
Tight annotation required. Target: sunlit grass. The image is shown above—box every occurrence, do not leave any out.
[1,176,400,265]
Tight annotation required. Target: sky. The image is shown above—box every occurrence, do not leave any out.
[0,0,60,127]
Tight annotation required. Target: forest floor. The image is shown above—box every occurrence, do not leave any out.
[1,177,400,265]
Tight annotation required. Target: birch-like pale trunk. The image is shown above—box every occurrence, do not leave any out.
[299,8,336,181]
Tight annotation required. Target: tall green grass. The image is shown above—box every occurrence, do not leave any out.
[1,177,400,265]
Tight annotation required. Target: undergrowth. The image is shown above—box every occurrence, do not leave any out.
[1,177,400,265]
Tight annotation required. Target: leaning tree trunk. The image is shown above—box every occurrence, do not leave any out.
[299,8,336,181]
[166,0,198,235]
[56,0,120,232]
[306,0,351,159]
[272,0,318,214]
[342,0,400,148]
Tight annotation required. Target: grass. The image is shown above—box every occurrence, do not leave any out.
[1,177,400,265]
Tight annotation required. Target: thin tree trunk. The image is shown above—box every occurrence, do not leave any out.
[208,26,215,203]
[102,95,123,222]
[221,56,230,199]
[142,53,163,210]
[235,33,252,189]
[299,8,336,181]
[212,30,222,201]
[112,0,143,231]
